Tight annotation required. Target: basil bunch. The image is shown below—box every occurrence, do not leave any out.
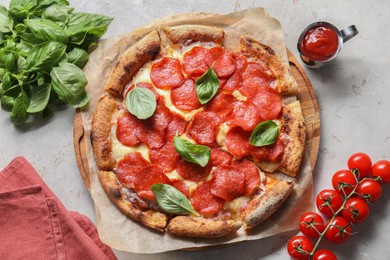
[0,0,112,125]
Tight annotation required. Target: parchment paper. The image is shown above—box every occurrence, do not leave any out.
[81,8,314,253]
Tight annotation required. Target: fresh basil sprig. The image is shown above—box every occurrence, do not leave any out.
[126,84,157,120]
[195,64,219,104]
[151,184,199,216]
[173,135,211,167]
[249,120,280,147]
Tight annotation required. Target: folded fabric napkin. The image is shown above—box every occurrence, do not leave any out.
[0,157,117,260]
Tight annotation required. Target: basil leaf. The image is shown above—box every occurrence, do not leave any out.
[42,4,69,24]
[195,65,219,104]
[66,13,113,45]
[151,184,199,216]
[9,0,37,21]
[24,18,68,43]
[249,120,280,147]
[50,62,89,108]
[27,41,67,72]
[0,6,11,33]
[11,89,29,125]
[67,47,88,68]
[1,95,15,111]
[173,135,211,167]
[126,86,156,120]
[27,83,51,113]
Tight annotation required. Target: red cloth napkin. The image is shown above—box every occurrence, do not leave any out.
[0,157,117,260]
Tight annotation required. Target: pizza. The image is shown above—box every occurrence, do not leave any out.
[90,25,306,238]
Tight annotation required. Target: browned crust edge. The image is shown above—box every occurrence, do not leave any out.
[104,30,161,97]
[238,34,298,95]
[98,170,168,232]
[90,95,119,170]
[278,101,306,177]
[167,216,242,238]
[242,176,294,230]
[162,25,224,46]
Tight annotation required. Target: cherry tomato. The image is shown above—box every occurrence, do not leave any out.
[356,179,382,202]
[347,152,372,179]
[313,249,337,260]
[331,169,357,196]
[287,235,314,260]
[325,216,352,244]
[316,189,343,217]
[372,160,390,184]
[299,212,325,238]
[341,197,369,223]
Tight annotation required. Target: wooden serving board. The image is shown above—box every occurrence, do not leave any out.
[73,49,320,191]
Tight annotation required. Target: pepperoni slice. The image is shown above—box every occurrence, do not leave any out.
[210,148,233,167]
[210,165,245,201]
[232,159,261,195]
[134,165,171,201]
[116,152,150,188]
[182,46,209,77]
[223,55,248,92]
[125,82,160,97]
[176,158,212,182]
[170,180,190,198]
[116,111,140,147]
[225,127,251,159]
[186,111,220,145]
[248,86,282,121]
[240,62,275,95]
[171,78,202,111]
[191,181,225,216]
[205,47,236,78]
[165,112,187,140]
[136,97,172,148]
[149,140,179,172]
[150,57,185,89]
[205,92,235,121]
[229,101,262,131]
[251,135,285,162]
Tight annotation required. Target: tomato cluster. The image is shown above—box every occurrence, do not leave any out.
[287,153,390,260]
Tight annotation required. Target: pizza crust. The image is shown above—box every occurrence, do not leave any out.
[163,25,224,46]
[104,30,162,97]
[278,101,306,177]
[167,216,242,238]
[238,34,298,95]
[242,176,294,230]
[98,170,168,232]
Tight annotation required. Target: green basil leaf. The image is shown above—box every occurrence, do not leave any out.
[3,51,16,71]
[249,120,280,147]
[27,41,67,72]
[17,56,26,71]
[24,18,68,43]
[195,65,219,104]
[67,47,88,68]
[37,0,69,7]
[125,85,156,120]
[9,0,37,21]
[1,95,15,111]
[42,4,69,24]
[2,72,13,91]
[50,62,88,108]
[66,12,112,45]
[173,135,211,167]
[27,83,51,113]
[151,184,199,216]
[11,89,29,124]
[0,6,11,33]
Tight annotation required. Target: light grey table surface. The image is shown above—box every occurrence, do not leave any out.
[1,0,389,259]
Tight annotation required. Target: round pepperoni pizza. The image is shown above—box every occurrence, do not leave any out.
[90,25,306,238]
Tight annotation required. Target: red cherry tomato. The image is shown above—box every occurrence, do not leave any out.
[325,216,352,244]
[287,235,314,260]
[341,197,369,223]
[313,249,338,260]
[356,179,382,202]
[331,169,357,196]
[372,160,390,184]
[347,152,372,179]
[299,212,325,238]
[316,189,343,217]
